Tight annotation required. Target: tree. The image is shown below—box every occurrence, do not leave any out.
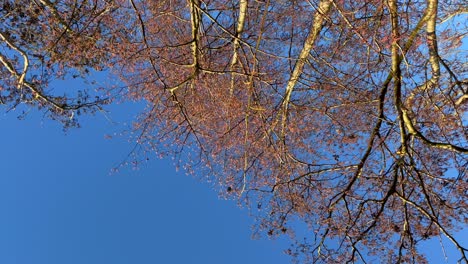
[1,0,467,262]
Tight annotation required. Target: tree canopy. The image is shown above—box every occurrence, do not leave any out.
[1,0,467,262]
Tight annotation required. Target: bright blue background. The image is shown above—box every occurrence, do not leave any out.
[0,100,466,264]
[0,103,291,264]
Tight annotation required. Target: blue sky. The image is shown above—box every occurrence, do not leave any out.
[0,85,466,264]
[0,102,292,264]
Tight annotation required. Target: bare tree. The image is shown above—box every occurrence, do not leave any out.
[2,0,467,262]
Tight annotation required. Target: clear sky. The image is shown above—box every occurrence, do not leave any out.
[0,89,466,264]
[0,102,292,264]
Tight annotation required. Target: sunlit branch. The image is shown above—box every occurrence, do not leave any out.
[426,0,440,87]
[401,109,468,153]
[194,5,292,60]
[438,9,468,24]
[0,32,106,113]
[36,0,71,32]
[230,0,248,95]
[0,32,29,90]
[278,0,332,134]
[389,0,409,157]
[189,0,201,70]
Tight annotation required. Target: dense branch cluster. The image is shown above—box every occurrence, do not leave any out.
[1,0,467,262]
